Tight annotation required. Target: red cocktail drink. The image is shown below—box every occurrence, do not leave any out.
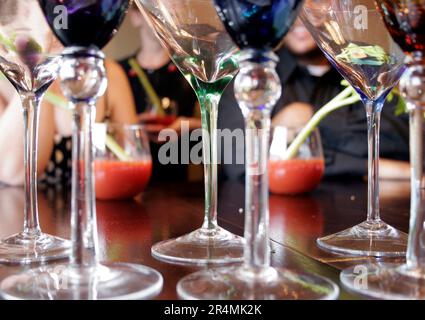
[269,158,324,195]
[94,160,152,200]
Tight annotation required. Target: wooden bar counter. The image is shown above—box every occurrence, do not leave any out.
[0,179,411,299]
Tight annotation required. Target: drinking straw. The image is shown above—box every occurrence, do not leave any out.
[283,85,360,160]
[128,58,165,116]
[284,82,405,160]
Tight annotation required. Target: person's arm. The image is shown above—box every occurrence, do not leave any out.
[378,96,410,180]
[103,60,138,124]
[379,158,410,180]
[0,92,55,186]
[0,94,25,185]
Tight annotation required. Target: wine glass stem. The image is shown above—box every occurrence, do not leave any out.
[60,48,107,268]
[234,50,281,271]
[243,111,271,269]
[20,93,42,237]
[365,102,383,223]
[199,94,219,230]
[70,102,99,268]
[407,105,425,270]
[402,55,425,272]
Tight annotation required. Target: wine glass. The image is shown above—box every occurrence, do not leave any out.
[0,0,163,300]
[93,122,152,200]
[135,0,245,265]
[269,126,325,195]
[176,0,340,299]
[300,0,408,257]
[340,0,425,299]
[0,0,70,264]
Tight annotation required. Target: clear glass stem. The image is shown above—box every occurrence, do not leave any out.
[70,101,98,268]
[407,105,425,270]
[59,47,106,268]
[234,50,281,272]
[401,53,425,272]
[20,93,42,237]
[365,101,383,223]
[244,111,271,269]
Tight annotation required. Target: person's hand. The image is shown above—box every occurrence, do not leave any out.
[139,114,202,144]
[272,102,314,129]
[167,116,202,134]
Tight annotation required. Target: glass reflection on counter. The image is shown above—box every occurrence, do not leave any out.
[269,194,324,253]
[0,188,69,240]
[96,199,152,263]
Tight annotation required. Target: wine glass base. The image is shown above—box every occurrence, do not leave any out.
[0,262,163,300]
[317,220,407,257]
[0,232,71,264]
[340,263,425,300]
[151,226,244,265]
[177,265,339,300]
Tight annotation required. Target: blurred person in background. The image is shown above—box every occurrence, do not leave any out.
[218,18,410,182]
[119,4,201,181]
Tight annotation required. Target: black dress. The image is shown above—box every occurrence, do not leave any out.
[40,135,73,187]
[119,55,198,181]
[218,48,409,181]
[119,55,196,117]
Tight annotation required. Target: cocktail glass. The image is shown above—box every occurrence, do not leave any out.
[176,0,340,299]
[135,0,245,265]
[0,0,162,300]
[341,0,425,299]
[301,0,408,256]
[0,0,70,264]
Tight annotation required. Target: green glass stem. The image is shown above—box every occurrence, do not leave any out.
[189,76,233,231]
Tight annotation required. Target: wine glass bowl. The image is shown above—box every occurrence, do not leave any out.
[301,2,405,102]
[0,2,62,89]
[376,0,425,55]
[0,44,61,95]
[269,126,325,195]
[136,0,239,83]
[214,0,303,50]
[300,0,408,257]
[93,123,152,200]
[38,0,131,49]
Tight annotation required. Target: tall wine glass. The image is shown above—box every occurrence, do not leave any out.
[177,0,340,299]
[135,0,245,265]
[0,0,70,264]
[341,0,425,299]
[0,0,163,300]
[300,0,408,257]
